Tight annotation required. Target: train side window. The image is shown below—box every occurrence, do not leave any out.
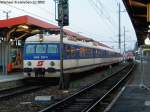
[100,49,103,57]
[95,49,97,56]
[98,49,101,57]
[71,46,76,58]
[26,45,35,54]
[96,49,99,57]
[104,50,107,57]
[93,49,96,57]
[86,48,89,58]
[88,48,92,58]
[64,44,71,58]
[80,47,85,58]
[106,51,108,57]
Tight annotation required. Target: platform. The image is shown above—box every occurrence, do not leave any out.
[0,72,26,82]
[0,72,27,90]
[108,61,150,112]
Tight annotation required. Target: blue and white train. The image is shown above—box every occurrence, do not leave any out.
[23,33,122,77]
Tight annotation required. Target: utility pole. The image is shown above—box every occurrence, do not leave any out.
[0,38,2,74]
[123,26,126,62]
[54,0,69,89]
[59,11,64,89]
[3,11,11,19]
[123,26,126,54]
[118,3,121,53]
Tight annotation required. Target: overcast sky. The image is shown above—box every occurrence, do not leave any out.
[0,0,137,52]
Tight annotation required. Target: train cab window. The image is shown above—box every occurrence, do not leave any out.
[47,45,58,53]
[36,45,47,53]
[26,45,35,54]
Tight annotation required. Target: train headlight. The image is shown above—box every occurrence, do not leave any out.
[50,61,55,66]
[27,61,32,66]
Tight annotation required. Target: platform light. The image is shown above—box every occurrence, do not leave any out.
[18,25,29,29]
[31,29,40,34]
[144,37,150,45]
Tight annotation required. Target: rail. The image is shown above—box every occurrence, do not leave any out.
[39,63,135,112]
[0,78,59,100]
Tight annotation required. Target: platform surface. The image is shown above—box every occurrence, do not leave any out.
[0,72,26,82]
[109,61,150,112]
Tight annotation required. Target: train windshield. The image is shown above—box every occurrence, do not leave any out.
[36,45,47,53]
[25,44,58,54]
[26,45,35,54]
[47,45,58,53]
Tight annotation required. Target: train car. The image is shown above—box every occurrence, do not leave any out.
[23,33,122,77]
[126,51,134,62]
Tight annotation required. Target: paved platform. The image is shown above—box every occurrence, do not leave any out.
[108,61,150,112]
[0,72,27,90]
[0,72,27,82]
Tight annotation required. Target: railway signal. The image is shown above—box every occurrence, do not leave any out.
[58,0,69,26]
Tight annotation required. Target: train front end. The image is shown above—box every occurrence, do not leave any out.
[23,34,60,77]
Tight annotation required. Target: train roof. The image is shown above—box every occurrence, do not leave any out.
[25,34,117,52]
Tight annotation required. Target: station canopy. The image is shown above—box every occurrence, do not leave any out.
[0,15,93,43]
[123,0,149,46]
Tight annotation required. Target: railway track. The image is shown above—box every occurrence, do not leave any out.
[0,78,59,100]
[39,63,135,112]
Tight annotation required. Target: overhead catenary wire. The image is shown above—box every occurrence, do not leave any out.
[91,0,117,28]
[88,0,116,42]
[89,0,117,36]
[96,0,118,27]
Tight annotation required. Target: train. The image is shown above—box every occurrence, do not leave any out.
[126,51,134,62]
[23,33,123,77]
